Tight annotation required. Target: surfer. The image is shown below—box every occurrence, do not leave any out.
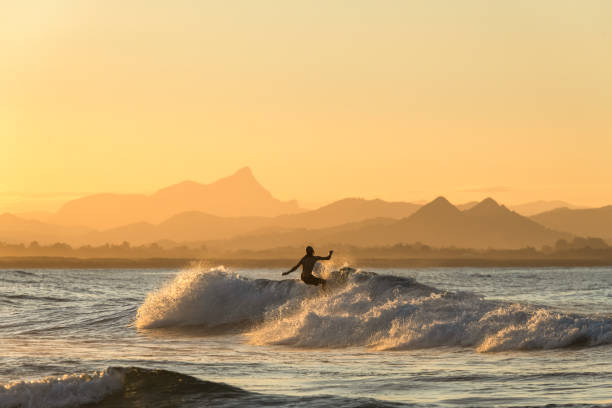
[282,246,333,288]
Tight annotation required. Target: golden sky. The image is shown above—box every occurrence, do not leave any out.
[2,1,611,211]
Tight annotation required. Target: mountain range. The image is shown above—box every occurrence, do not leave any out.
[0,167,609,250]
[19,197,422,246]
[208,197,569,250]
[47,167,301,229]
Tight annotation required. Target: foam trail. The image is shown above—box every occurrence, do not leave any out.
[249,272,612,352]
[0,368,123,408]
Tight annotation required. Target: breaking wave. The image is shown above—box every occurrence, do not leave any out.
[135,265,312,330]
[0,368,123,408]
[0,367,246,408]
[0,367,405,408]
[136,265,612,352]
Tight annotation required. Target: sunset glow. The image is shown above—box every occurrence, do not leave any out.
[3,1,611,212]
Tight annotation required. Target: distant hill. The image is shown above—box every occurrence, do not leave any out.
[0,197,571,249]
[15,211,55,222]
[0,213,93,245]
[363,197,568,248]
[531,206,612,242]
[48,167,301,229]
[208,197,570,250]
[509,200,587,216]
[1,170,581,250]
[207,217,397,251]
[269,198,420,229]
[84,198,421,245]
[85,212,269,245]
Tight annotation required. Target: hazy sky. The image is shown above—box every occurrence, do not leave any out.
[2,1,611,211]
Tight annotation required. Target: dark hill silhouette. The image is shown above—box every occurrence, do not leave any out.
[206,197,570,250]
[531,206,612,242]
[464,197,513,218]
[352,196,468,247]
[48,167,301,229]
[411,196,462,221]
[459,197,568,247]
[375,197,568,248]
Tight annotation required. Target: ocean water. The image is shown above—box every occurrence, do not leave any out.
[0,263,611,407]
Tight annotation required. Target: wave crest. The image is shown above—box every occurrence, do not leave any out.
[0,367,248,408]
[135,265,314,329]
[0,368,123,408]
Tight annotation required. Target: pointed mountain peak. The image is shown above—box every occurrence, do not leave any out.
[223,166,256,182]
[413,196,460,217]
[465,197,512,217]
[234,166,254,177]
[214,166,262,189]
[475,197,500,209]
[153,167,261,197]
[426,196,455,208]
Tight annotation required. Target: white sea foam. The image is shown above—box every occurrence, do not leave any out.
[136,264,612,352]
[135,264,314,329]
[0,368,123,408]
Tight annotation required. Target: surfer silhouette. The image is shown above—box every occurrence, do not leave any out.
[282,246,333,288]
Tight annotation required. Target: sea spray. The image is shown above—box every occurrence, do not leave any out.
[135,264,315,329]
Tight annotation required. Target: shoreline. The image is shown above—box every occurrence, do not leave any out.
[1,256,612,269]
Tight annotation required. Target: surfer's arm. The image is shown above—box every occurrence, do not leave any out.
[316,250,333,261]
[282,257,303,276]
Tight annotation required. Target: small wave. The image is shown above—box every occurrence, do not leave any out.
[1,367,408,408]
[0,271,40,285]
[0,368,123,408]
[136,265,612,352]
[0,367,245,408]
[3,270,38,277]
[1,294,71,303]
[470,273,492,278]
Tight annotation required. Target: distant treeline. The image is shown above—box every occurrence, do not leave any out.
[0,237,610,260]
[0,241,208,259]
[231,238,612,260]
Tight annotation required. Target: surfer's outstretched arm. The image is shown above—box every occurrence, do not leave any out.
[282,257,304,276]
[316,250,334,261]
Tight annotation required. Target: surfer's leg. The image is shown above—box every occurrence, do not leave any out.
[301,274,324,286]
[321,278,327,291]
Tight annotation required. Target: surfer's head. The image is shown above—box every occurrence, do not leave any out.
[306,246,314,255]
